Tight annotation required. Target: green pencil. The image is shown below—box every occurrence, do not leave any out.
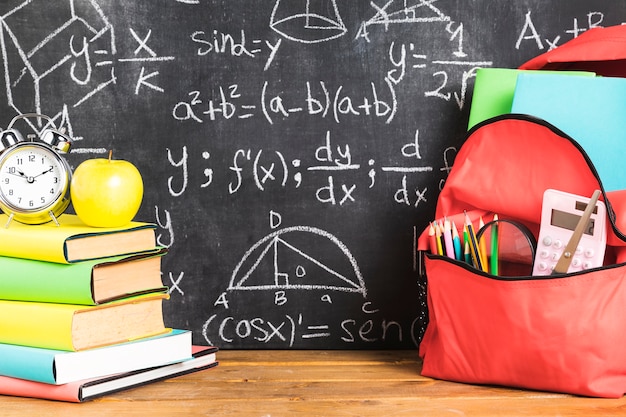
[490,214,499,275]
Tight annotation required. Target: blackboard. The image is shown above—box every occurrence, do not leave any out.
[1,0,625,349]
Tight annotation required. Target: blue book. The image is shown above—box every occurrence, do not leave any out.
[511,73,626,192]
[0,329,192,385]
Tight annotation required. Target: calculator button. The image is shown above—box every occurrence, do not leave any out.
[542,236,553,246]
[584,248,595,258]
[553,240,563,249]
[571,258,582,268]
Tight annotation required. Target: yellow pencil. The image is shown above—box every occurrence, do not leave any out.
[478,216,489,272]
[434,221,444,256]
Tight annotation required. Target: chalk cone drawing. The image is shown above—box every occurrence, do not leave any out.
[229,226,367,297]
[270,0,347,44]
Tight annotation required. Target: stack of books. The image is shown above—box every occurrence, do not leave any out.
[0,213,218,402]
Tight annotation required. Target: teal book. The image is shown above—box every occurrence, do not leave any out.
[512,73,626,192]
[0,345,217,402]
[0,330,192,385]
[0,247,167,305]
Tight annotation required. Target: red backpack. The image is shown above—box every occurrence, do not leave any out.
[417,114,626,398]
[419,24,626,398]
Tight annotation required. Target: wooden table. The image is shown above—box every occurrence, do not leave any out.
[2,350,626,416]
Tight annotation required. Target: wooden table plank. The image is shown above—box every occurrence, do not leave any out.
[0,350,625,417]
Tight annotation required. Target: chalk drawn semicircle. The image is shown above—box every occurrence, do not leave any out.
[229,226,366,298]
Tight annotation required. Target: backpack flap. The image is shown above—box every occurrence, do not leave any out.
[520,24,626,77]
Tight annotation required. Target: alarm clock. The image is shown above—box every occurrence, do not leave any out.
[0,113,72,226]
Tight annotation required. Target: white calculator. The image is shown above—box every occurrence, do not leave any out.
[532,189,607,275]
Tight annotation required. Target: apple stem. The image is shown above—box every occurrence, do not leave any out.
[108,150,113,161]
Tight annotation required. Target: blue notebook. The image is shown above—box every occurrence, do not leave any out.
[511,73,626,192]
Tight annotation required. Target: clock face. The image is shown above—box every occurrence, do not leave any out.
[0,144,69,212]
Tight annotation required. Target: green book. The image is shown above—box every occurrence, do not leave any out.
[0,247,167,305]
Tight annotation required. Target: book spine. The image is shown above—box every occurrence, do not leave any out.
[0,300,76,350]
[0,256,94,304]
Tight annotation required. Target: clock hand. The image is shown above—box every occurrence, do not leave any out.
[32,167,54,178]
[6,170,28,179]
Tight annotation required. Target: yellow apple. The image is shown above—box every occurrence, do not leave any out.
[70,153,144,227]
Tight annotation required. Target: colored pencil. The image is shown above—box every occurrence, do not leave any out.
[464,240,472,265]
[464,212,486,272]
[443,218,455,259]
[491,214,499,275]
[478,217,489,271]
[451,220,462,260]
[434,222,444,256]
[428,222,438,255]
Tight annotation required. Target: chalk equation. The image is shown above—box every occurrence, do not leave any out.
[166,129,448,208]
[0,0,175,152]
[179,40,490,125]
[172,79,398,125]
[202,309,424,348]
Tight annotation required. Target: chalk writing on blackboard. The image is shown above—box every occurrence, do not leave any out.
[198,209,422,348]
[203,307,423,347]
[229,224,366,296]
[270,0,347,44]
[5,0,624,350]
[356,0,451,43]
[0,0,174,152]
[165,129,434,208]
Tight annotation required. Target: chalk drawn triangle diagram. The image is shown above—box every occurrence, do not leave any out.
[270,0,347,44]
[241,238,354,289]
[365,0,450,27]
[229,226,366,297]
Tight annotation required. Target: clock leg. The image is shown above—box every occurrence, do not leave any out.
[48,211,60,227]
[4,213,13,228]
